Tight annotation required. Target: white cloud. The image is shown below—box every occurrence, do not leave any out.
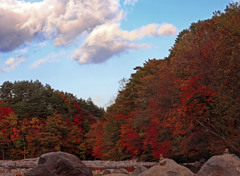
[124,0,138,6]
[0,0,177,65]
[15,47,28,54]
[30,58,48,69]
[34,41,47,47]
[157,24,177,36]
[30,52,62,69]
[73,22,176,64]
[0,56,25,72]
[0,0,121,51]
[94,96,101,103]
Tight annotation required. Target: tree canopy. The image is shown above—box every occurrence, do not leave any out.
[0,80,104,159]
[87,2,240,162]
[1,3,239,162]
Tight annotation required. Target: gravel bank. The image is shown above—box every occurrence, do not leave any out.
[0,158,158,176]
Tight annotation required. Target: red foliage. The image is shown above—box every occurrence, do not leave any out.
[120,122,141,156]
[144,118,171,159]
[179,77,216,120]
[73,101,86,126]
[89,122,105,159]
[0,102,14,117]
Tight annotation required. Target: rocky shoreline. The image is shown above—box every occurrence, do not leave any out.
[0,158,158,176]
[1,152,240,176]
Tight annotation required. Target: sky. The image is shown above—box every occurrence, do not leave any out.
[0,0,235,108]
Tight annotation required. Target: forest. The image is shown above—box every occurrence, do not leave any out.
[0,3,240,162]
[0,80,104,160]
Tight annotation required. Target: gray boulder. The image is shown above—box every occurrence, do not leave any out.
[102,168,129,175]
[103,169,112,175]
[138,158,194,176]
[112,168,129,175]
[131,166,148,176]
[197,154,240,176]
[102,174,129,176]
[24,152,92,176]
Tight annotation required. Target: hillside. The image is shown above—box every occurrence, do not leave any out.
[0,2,240,163]
[0,80,104,160]
[87,2,240,162]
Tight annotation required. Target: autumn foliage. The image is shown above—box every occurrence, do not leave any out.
[87,3,240,162]
[1,3,240,162]
[0,82,104,160]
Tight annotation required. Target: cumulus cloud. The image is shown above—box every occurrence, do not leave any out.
[0,56,25,72]
[73,23,176,64]
[0,0,121,51]
[0,0,177,65]
[0,8,33,52]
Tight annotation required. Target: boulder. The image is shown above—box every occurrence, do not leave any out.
[102,168,129,175]
[24,152,92,176]
[131,166,148,176]
[111,168,129,175]
[197,154,240,176]
[138,158,194,176]
[103,169,112,175]
[102,174,128,176]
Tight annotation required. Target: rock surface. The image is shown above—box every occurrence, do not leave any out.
[102,174,128,176]
[103,169,112,175]
[0,158,38,176]
[0,157,157,176]
[24,152,92,176]
[131,166,148,176]
[197,154,240,176]
[138,158,194,176]
[102,168,129,175]
[5,154,240,176]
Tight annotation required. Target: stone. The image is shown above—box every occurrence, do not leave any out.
[131,166,148,176]
[112,168,129,175]
[197,154,240,176]
[102,169,112,175]
[102,168,129,176]
[102,174,128,176]
[24,152,92,176]
[223,148,229,155]
[138,158,194,176]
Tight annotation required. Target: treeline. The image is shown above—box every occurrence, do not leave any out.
[0,80,104,159]
[87,3,240,162]
[1,3,240,162]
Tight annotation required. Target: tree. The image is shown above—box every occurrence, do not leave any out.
[86,121,105,159]
[120,120,142,157]
[0,102,19,159]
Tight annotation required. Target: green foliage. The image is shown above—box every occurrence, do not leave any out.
[0,80,104,159]
[1,2,240,161]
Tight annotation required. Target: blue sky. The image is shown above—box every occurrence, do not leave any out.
[0,0,234,108]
